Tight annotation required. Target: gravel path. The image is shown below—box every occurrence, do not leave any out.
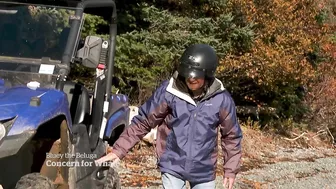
[233,157,336,189]
[118,147,336,189]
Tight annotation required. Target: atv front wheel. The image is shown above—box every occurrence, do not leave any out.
[15,173,55,189]
[103,167,121,189]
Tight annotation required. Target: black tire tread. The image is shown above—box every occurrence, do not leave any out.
[103,168,121,189]
[15,173,55,189]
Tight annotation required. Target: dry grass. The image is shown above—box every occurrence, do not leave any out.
[237,122,335,173]
[118,123,335,187]
[241,126,277,159]
[242,125,333,155]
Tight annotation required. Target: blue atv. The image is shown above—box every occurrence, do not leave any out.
[0,0,129,188]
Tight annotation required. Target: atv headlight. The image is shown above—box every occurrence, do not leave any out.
[0,123,5,141]
[0,117,16,142]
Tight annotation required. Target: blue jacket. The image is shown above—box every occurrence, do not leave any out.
[113,72,243,183]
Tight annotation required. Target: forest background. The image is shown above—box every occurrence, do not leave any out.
[70,0,336,140]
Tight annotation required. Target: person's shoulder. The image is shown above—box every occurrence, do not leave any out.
[156,79,170,90]
[151,79,170,98]
[161,79,170,86]
[221,90,233,99]
[216,86,235,107]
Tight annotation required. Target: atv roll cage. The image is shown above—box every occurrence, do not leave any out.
[59,0,119,151]
[0,0,128,189]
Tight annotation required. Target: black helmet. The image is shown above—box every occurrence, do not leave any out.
[177,44,219,79]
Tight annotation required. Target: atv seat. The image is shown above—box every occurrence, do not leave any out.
[63,81,90,125]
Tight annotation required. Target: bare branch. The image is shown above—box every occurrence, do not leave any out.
[284,132,307,141]
[312,130,328,139]
[325,126,335,142]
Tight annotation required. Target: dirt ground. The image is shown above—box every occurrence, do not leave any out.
[113,126,336,188]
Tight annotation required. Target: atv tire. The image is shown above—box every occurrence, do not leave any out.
[15,173,55,189]
[103,167,121,189]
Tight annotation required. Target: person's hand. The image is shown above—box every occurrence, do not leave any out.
[223,177,235,189]
[95,152,119,166]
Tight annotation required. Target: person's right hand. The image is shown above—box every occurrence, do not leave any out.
[95,152,119,166]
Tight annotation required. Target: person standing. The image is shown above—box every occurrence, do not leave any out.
[96,44,243,189]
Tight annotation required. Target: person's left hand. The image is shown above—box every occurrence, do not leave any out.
[223,177,235,189]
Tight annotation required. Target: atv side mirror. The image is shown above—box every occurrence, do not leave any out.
[76,36,104,68]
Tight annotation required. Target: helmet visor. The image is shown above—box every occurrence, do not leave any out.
[178,64,205,79]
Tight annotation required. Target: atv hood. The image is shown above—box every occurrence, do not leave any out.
[0,86,70,136]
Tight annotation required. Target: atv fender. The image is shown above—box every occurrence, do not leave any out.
[103,94,130,141]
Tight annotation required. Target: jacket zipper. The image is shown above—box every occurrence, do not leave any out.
[187,102,198,172]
